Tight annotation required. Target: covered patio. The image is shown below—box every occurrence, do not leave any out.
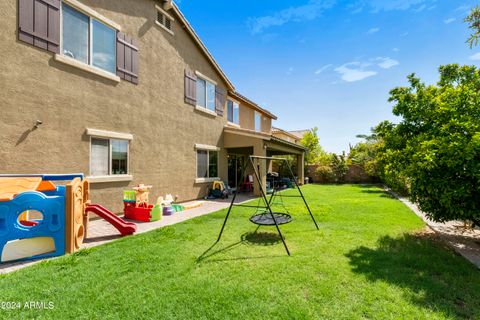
[223,126,307,196]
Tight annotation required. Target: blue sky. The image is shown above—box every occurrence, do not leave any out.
[178,0,479,153]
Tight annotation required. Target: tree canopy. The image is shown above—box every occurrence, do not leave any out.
[377,65,480,224]
[465,5,480,48]
[300,127,327,165]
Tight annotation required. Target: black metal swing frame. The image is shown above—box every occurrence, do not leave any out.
[216,155,319,256]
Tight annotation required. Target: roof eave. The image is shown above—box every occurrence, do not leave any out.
[270,136,308,151]
[171,3,235,91]
[229,91,278,120]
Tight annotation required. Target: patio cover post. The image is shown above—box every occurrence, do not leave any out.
[297,153,305,185]
[253,141,267,196]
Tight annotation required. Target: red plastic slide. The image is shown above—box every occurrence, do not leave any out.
[86,204,137,236]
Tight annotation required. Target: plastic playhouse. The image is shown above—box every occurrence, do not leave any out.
[0,174,136,263]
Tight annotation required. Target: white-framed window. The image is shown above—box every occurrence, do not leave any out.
[254,111,262,132]
[196,75,216,112]
[196,149,218,179]
[90,137,129,176]
[62,3,116,74]
[227,100,239,125]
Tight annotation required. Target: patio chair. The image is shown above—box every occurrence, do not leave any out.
[241,175,253,192]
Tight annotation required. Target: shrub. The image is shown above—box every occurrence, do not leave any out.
[378,65,480,224]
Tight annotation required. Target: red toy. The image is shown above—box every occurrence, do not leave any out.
[85,204,136,236]
[123,202,154,222]
[122,185,162,222]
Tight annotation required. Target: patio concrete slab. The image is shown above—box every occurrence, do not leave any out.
[0,194,256,274]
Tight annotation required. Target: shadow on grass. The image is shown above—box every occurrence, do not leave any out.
[353,184,383,189]
[360,189,395,198]
[196,230,284,263]
[241,231,283,246]
[346,234,480,319]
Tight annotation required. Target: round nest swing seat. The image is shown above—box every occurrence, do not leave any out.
[249,212,292,226]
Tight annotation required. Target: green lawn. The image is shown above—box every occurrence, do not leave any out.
[1,184,479,319]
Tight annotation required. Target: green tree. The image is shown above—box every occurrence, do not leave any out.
[348,132,382,178]
[300,127,326,165]
[465,6,480,48]
[330,152,348,183]
[381,65,480,225]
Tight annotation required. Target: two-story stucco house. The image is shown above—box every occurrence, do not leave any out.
[0,0,306,212]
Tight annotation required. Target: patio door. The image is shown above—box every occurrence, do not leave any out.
[227,155,244,189]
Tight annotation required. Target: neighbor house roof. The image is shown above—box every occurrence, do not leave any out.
[289,129,310,139]
[229,91,278,120]
[272,127,302,141]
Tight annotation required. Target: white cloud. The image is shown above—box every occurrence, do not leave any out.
[247,0,336,34]
[367,27,380,34]
[353,0,432,13]
[413,4,426,13]
[287,67,294,75]
[469,53,480,60]
[392,47,399,52]
[333,57,399,82]
[455,5,469,12]
[334,62,377,82]
[444,18,456,24]
[375,57,399,69]
[315,64,333,74]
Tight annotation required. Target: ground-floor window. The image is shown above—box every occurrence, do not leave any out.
[197,149,218,178]
[90,137,129,176]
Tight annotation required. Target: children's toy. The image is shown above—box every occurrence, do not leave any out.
[183,201,204,210]
[85,204,137,236]
[163,206,175,216]
[150,204,162,221]
[171,204,184,212]
[212,181,225,191]
[156,194,181,215]
[133,184,152,206]
[0,174,136,263]
[123,185,160,222]
[208,181,229,199]
[157,194,177,206]
[222,181,234,195]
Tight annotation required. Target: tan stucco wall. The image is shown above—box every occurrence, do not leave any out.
[236,101,272,134]
[0,0,231,212]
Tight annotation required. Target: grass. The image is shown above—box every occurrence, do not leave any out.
[1,184,480,319]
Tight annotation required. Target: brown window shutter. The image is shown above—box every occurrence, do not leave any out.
[18,0,60,53]
[215,87,226,116]
[184,68,197,106]
[116,32,139,84]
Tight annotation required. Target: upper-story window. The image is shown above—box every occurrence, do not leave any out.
[254,111,262,132]
[227,100,239,125]
[196,75,216,112]
[62,3,116,74]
